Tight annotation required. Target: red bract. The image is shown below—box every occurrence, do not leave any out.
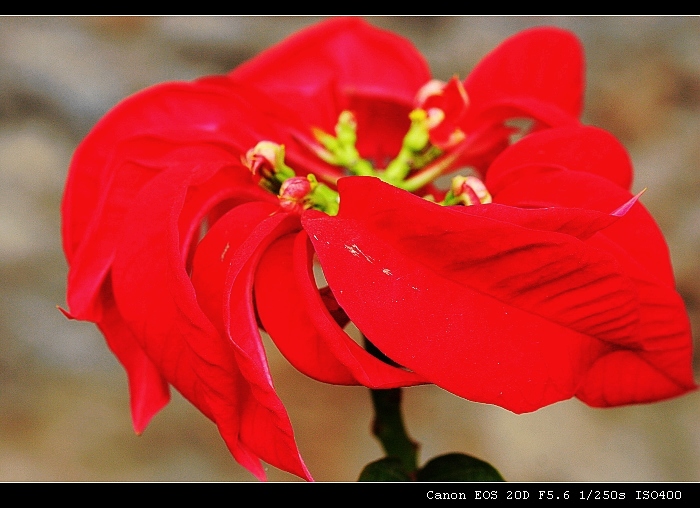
[61,18,695,480]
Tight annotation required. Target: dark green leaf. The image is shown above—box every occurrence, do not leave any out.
[416,453,505,482]
[358,457,412,482]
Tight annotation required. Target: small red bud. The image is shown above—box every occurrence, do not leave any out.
[279,176,312,213]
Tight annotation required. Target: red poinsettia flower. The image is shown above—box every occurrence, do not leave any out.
[61,18,695,481]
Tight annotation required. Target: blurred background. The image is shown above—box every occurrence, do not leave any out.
[0,16,698,482]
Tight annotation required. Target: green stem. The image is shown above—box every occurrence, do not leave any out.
[369,389,419,475]
[364,338,419,475]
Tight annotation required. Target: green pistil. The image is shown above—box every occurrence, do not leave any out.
[315,109,448,191]
[401,150,459,193]
[307,174,340,216]
[314,111,375,177]
[383,109,435,184]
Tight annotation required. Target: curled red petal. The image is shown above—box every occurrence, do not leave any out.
[191,201,281,332]
[576,233,696,406]
[486,124,676,285]
[63,81,268,261]
[490,162,695,404]
[62,77,311,254]
[302,177,694,412]
[464,27,584,128]
[490,162,675,288]
[61,72,296,462]
[254,232,426,387]
[111,164,309,480]
[255,233,356,385]
[191,201,312,480]
[66,142,260,321]
[486,126,633,193]
[63,80,288,320]
[218,212,312,481]
[64,144,261,434]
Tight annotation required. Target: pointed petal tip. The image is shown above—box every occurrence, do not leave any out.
[57,305,74,320]
[612,188,646,217]
[131,415,150,437]
[129,380,171,436]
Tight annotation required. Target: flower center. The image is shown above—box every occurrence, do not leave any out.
[243,79,490,215]
[312,107,455,193]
